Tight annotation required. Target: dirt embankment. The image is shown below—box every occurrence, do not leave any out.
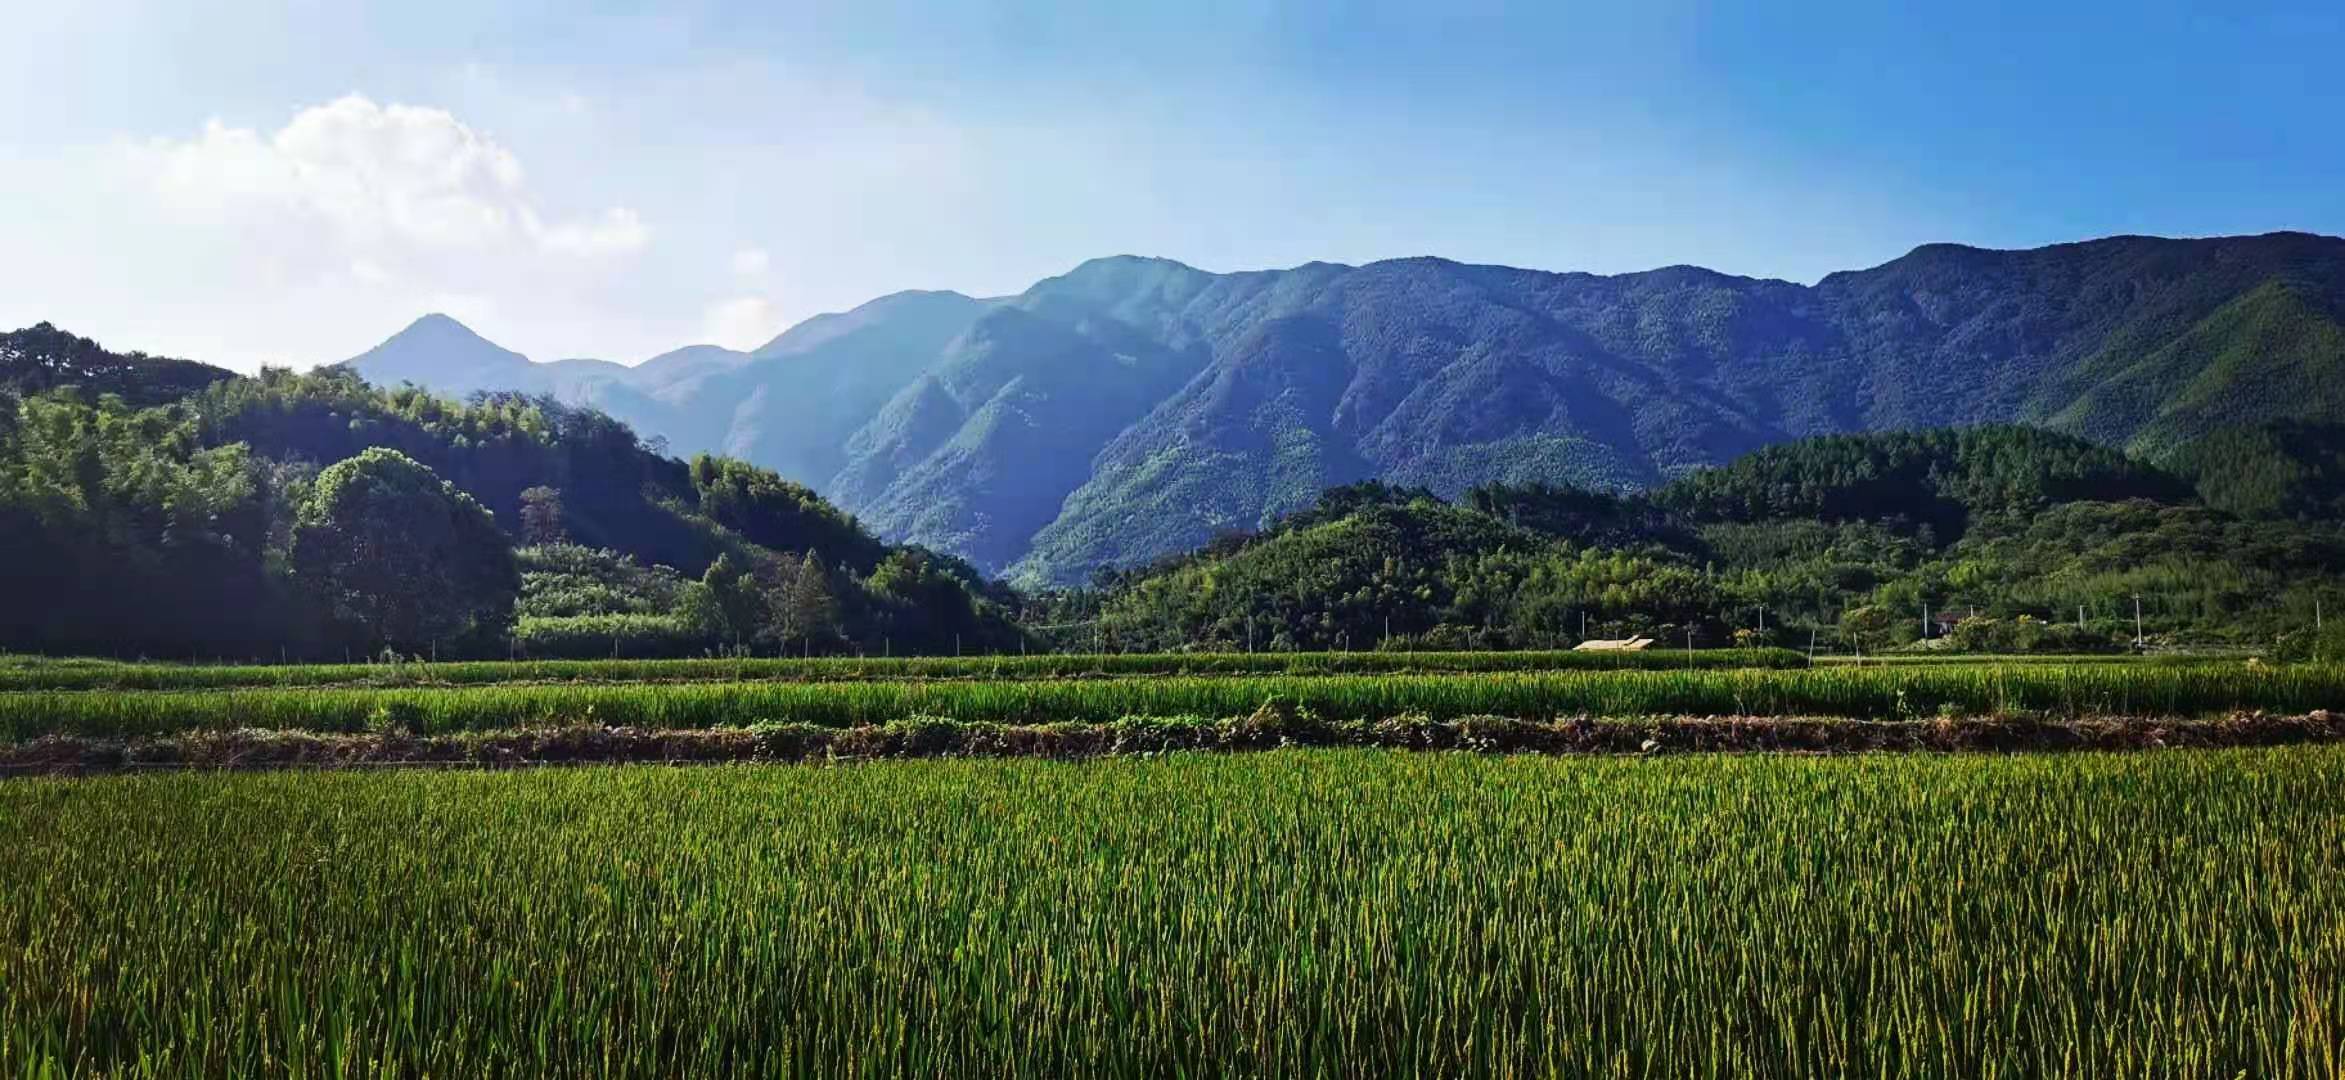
[4,710,2341,775]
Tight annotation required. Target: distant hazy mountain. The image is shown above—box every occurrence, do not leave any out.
[346,314,578,398]
[341,315,752,444]
[337,231,2345,585]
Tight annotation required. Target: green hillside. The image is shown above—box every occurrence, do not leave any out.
[296,231,2345,585]
[1091,427,2345,653]
[0,335,1024,660]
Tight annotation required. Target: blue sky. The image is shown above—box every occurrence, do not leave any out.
[4,1,2341,370]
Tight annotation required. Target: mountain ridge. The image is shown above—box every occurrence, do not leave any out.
[342,230,2345,585]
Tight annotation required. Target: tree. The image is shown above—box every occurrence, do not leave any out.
[689,455,888,572]
[695,552,763,646]
[772,551,839,653]
[519,485,567,545]
[291,448,519,653]
[0,322,235,407]
[1838,605,1896,657]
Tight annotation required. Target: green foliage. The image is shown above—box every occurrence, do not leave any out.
[1094,425,2345,653]
[0,352,1025,660]
[0,322,236,407]
[691,553,764,645]
[18,662,2340,740]
[291,449,520,653]
[517,485,566,544]
[4,751,2343,1073]
[510,614,709,660]
[0,391,296,656]
[1943,614,2121,655]
[1837,606,1897,654]
[0,648,1810,693]
[1650,425,2189,537]
[2275,622,2345,664]
[2046,277,2345,452]
[194,367,718,571]
[515,544,692,620]
[2166,419,2345,521]
[689,455,886,573]
[700,233,2345,583]
[511,544,706,658]
[1096,498,1578,651]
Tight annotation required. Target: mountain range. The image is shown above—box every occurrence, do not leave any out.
[342,231,2345,585]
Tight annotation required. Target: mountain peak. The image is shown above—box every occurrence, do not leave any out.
[752,289,992,359]
[1066,254,1203,274]
[344,312,533,394]
[392,312,495,341]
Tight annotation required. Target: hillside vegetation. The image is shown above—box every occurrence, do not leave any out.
[347,232,2345,584]
[1079,426,2345,654]
[0,338,1023,660]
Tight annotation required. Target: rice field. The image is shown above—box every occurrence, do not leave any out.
[0,648,1807,692]
[3,748,2339,1076]
[1814,652,2197,665]
[2,661,2340,741]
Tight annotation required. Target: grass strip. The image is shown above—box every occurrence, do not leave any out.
[0,648,1811,691]
[4,663,2342,740]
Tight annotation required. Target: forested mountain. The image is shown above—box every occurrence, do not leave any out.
[14,314,2345,659]
[341,232,2345,585]
[1081,426,2345,654]
[1,328,1023,659]
[1,322,237,407]
[2165,419,2345,521]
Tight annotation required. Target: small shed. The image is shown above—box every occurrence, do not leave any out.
[1573,636,1655,652]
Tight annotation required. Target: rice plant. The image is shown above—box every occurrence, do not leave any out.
[5,662,2343,740]
[0,648,1810,692]
[1,749,2338,1076]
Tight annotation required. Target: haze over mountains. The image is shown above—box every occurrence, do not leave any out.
[343,231,2345,585]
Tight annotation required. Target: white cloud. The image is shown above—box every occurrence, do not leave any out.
[79,94,673,368]
[703,295,785,349]
[539,207,651,256]
[127,94,647,262]
[731,247,772,276]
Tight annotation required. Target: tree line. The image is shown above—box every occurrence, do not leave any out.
[9,319,2345,661]
[1064,426,2345,657]
[0,328,1024,660]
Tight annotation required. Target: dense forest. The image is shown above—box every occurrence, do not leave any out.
[1066,426,2345,658]
[0,324,1025,660]
[8,321,2345,661]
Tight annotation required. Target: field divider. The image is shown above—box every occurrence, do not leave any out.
[5,710,2341,774]
[0,648,1811,692]
[4,663,2344,741]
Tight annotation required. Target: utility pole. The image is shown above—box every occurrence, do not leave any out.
[2132,593,2144,646]
[1922,601,1930,640]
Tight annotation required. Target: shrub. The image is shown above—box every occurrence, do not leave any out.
[511,614,709,660]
